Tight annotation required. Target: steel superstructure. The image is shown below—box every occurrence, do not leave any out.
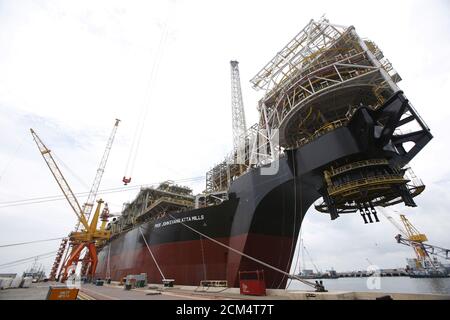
[95,18,433,289]
[205,18,431,220]
[230,61,247,153]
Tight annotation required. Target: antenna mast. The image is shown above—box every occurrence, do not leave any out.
[230,60,247,152]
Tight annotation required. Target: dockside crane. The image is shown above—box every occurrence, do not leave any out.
[398,214,429,264]
[78,119,120,229]
[302,243,321,274]
[383,211,449,269]
[31,119,120,282]
[395,214,449,261]
[230,60,247,152]
[395,235,450,261]
[30,128,91,231]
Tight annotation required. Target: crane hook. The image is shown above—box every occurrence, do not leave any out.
[122,176,131,185]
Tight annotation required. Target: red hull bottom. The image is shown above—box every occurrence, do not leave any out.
[95,233,296,289]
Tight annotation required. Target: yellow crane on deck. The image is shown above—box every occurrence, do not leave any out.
[30,119,120,282]
[397,214,429,266]
[383,211,450,270]
[395,215,449,265]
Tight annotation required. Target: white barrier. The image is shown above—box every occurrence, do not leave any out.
[21,277,33,288]
[0,278,13,289]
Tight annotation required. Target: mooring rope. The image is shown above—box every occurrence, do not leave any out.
[200,235,207,280]
[286,151,306,289]
[278,150,302,289]
[106,243,111,279]
[139,227,165,280]
[167,214,321,291]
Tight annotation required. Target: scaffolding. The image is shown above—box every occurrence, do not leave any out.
[109,181,195,236]
[250,18,405,151]
[205,17,430,200]
[230,61,247,152]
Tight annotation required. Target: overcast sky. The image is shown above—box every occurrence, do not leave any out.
[0,0,449,279]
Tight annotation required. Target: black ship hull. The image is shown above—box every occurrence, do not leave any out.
[95,92,431,288]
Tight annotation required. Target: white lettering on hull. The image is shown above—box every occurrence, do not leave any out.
[154,214,205,228]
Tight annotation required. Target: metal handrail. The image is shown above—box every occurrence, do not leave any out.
[330,159,388,177]
[328,174,406,196]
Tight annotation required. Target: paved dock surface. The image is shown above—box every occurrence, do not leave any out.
[1,281,449,300]
[0,282,53,300]
[79,283,450,300]
[79,284,287,300]
[80,284,216,300]
[0,282,227,300]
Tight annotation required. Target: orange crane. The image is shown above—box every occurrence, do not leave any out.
[31,119,120,282]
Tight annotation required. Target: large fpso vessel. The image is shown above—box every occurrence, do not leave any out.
[95,19,432,289]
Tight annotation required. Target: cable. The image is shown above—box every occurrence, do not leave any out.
[53,153,90,190]
[277,150,302,289]
[139,227,165,280]
[0,179,189,205]
[124,2,174,178]
[167,213,320,290]
[0,137,26,184]
[0,251,57,268]
[200,235,207,280]
[0,237,65,248]
[106,243,111,279]
[286,235,302,289]
[0,255,55,270]
[0,176,204,209]
[0,176,204,204]
[303,244,320,274]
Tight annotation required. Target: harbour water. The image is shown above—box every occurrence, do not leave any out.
[288,277,450,295]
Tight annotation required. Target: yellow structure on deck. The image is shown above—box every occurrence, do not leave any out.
[399,214,428,263]
[30,121,119,282]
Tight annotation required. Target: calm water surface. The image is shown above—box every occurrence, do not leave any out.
[287,277,450,294]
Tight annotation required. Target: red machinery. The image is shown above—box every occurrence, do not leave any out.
[239,270,266,296]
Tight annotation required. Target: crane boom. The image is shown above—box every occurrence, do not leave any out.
[76,119,120,230]
[400,214,427,242]
[380,210,407,236]
[385,212,442,270]
[30,129,89,230]
[303,244,321,274]
[395,235,450,260]
[230,60,247,152]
